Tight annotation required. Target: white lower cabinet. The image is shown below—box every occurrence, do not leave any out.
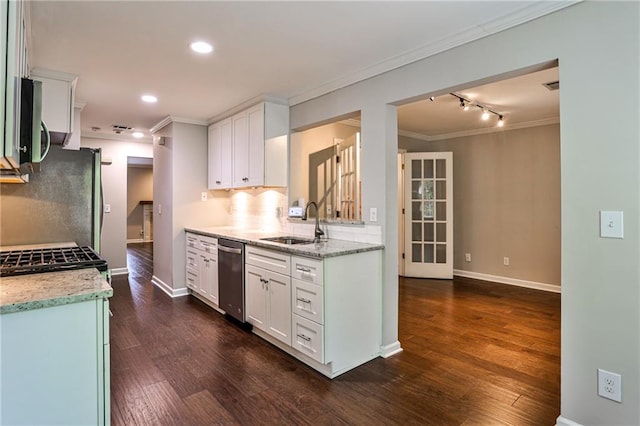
[246,247,382,379]
[185,232,218,306]
[245,247,291,345]
[0,298,110,425]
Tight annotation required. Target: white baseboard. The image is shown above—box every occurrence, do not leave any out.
[110,267,129,276]
[127,239,153,244]
[380,341,403,358]
[556,416,583,426]
[151,275,189,298]
[453,269,561,293]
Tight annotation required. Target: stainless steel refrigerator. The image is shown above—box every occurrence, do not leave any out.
[0,145,102,251]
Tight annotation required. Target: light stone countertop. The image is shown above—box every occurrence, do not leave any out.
[0,268,112,315]
[185,226,384,259]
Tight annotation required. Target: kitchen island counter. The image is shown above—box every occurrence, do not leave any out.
[0,268,112,314]
[185,226,384,259]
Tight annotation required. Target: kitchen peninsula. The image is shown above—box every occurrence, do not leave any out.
[0,267,112,425]
[186,226,384,378]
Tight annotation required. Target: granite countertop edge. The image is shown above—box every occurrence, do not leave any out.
[185,226,384,259]
[0,269,113,315]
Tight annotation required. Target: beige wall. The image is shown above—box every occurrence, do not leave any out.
[400,123,560,287]
[289,122,360,207]
[126,166,153,240]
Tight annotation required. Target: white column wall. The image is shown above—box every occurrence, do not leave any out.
[290,2,639,425]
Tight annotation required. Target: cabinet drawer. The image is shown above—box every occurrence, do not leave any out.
[186,268,199,290]
[291,256,323,286]
[246,246,290,275]
[198,235,217,254]
[292,279,324,324]
[292,314,324,364]
[186,233,198,249]
[186,248,199,269]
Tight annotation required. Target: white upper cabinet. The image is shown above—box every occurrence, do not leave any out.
[208,101,288,189]
[31,68,77,145]
[208,117,232,189]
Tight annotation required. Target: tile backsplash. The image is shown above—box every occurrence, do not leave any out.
[227,188,382,245]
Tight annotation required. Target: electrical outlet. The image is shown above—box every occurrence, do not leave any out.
[370,207,378,222]
[465,253,471,262]
[104,204,111,213]
[503,257,510,266]
[201,192,208,202]
[327,204,332,215]
[598,369,622,402]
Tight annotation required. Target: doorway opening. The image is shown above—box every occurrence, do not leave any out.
[395,63,561,422]
[126,156,154,244]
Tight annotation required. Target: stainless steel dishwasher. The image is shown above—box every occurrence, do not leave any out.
[217,238,246,323]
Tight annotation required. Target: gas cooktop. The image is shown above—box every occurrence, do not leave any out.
[0,246,108,277]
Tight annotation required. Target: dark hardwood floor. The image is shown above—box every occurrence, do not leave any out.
[113,243,560,425]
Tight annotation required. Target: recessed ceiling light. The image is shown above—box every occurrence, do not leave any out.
[190,41,213,54]
[141,95,157,103]
[132,131,144,138]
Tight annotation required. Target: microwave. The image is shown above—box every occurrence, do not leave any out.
[19,77,50,174]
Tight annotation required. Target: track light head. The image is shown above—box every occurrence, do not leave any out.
[497,115,504,127]
[482,109,490,120]
[429,96,435,101]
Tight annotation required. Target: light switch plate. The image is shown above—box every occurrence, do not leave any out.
[600,211,624,239]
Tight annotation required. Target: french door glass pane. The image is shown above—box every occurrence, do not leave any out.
[436,244,446,263]
[436,159,446,178]
[412,202,422,220]
[424,201,434,219]
[436,180,446,200]
[412,223,422,242]
[424,160,434,179]
[412,243,422,262]
[424,180,434,200]
[424,222,434,242]
[424,244,434,263]
[436,223,446,242]
[412,160,421,178]
[436,201,446,220]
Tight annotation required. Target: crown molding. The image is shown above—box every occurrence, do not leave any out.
[150,116,208,134]
[207,94,289,124]
[399,117,560,142]
[287,1,579,106]
[81,131,153,143]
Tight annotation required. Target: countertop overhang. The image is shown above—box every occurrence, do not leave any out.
[0,268,112,314]
[185,226,384,259]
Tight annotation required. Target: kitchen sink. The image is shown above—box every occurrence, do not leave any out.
[260,236,316,245]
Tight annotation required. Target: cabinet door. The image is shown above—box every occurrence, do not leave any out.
[208,118,232,189]
[203,253,218,305]
[1,0,21,169]
[232,110,249,187]
[266,269,291,345]
[198,253,210,299]
[245,264,267,331]
[246,103,265,187]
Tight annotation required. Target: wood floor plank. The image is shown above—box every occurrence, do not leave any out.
[111,243,560,425]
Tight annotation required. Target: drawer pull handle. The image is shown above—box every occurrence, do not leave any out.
[297,334,311,342]
[297,267,312,273]
[297,297,311,303]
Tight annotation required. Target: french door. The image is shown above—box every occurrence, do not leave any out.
[404,152,453,279]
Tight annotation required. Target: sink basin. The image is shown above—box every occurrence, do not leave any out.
[260,236,316,245]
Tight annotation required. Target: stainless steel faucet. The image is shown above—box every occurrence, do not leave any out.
[302,201,325,242]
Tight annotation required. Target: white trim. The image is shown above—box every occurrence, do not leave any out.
[151,275,189,298]
[207,94,288,124]
[380,341,403,358]
[126,238,145,244]
[454,269,561,293]
[150,116,208,134]
[81,132,153,143]
[556,416,583,426]
[288,2,579,106]
[398,117,560,142]
[110,267,129,276]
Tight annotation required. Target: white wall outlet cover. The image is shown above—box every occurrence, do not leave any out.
[600,211,623,238]
[201,192,208,201]
[370,207,378,222]
[103,204,111,213]
[598,368,622,403]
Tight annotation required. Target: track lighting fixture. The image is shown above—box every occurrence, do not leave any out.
[450,92,504,127]
[429,96,435,101]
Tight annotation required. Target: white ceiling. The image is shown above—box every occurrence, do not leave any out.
[27,1,572,141]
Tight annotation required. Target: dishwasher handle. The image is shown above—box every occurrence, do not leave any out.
[218,245,242,255]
